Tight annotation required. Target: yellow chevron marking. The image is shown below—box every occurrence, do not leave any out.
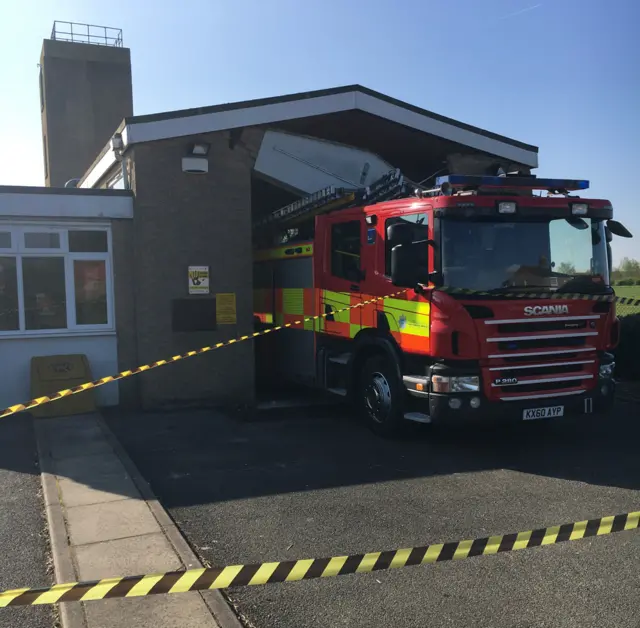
[0,588,30,607]
[597,516,615,536]
[569,520,588,541]
[81,578,122,601]
[322,556,348,577]
[390,548,413,568]
[285,559,314,581]
[483,536,504,555]
[33,583,78,605]
[453,539,474,560]
[211,565,244,589]
[249,563,280,585]
[422,544,444,564]
[170,569,206,593]
[541,526,561,546]
[126,574,165,597]
[513,530,533,550]
[356,552,381,573]
[625,512,640,530]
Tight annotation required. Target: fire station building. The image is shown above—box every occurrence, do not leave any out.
[0,23,539,412]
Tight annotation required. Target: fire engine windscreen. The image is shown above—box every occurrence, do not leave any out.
[441,217,610,293]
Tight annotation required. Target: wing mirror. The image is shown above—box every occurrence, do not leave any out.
[607,220,633,238]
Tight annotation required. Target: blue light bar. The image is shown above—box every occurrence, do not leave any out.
[436,175,590,192]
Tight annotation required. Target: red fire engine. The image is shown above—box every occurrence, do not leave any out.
[253,170,633,436]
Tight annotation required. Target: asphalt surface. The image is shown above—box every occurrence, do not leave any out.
[0,415,54,628]
[107,391,640,628]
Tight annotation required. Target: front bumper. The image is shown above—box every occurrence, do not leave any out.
[403,377,616,425]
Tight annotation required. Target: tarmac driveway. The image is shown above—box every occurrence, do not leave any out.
[106,393,640,628]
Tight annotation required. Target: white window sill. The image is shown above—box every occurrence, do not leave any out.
[0,328,116,341]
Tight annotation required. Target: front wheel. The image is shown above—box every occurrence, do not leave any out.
[357,354,404,437]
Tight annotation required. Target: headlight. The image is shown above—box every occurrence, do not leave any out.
[432,375,480,393]
[599,362,615,379]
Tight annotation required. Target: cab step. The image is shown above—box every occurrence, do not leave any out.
[328,353,351,365]
[327,387,348,397]
[403,412,432,424]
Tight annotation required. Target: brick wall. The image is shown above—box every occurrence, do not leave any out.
[126,127,264,408]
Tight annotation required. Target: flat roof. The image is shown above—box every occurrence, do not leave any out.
[80,85,539,189]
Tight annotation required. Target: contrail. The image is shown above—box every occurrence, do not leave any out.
[498,3,542,20]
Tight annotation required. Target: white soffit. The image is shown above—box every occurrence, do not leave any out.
[80,88,538,189]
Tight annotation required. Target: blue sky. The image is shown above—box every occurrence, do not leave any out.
[1,0,638,262]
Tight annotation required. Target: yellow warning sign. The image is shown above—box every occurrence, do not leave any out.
[216,293,237,325]
[188,266,210,294]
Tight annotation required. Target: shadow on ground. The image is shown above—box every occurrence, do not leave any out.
[103,383,640,508]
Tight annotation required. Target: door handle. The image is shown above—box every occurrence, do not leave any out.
[350,284,360,292]
[324,304,335,322]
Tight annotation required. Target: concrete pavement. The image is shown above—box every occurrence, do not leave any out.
[36,413,237,628]
[0,415,54,628]
[106,392,640,628]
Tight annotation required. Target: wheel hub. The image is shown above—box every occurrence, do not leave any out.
[364,371,392,423]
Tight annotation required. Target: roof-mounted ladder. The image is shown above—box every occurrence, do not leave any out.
[253,169,419,230]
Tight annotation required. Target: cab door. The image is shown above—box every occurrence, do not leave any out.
[319,213,364,339]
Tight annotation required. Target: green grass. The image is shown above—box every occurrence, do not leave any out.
[614,285,640,316]
[614,286,640,298]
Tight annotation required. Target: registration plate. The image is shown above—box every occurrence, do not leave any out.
[522,406,564,420]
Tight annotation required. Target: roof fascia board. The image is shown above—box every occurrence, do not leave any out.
[354,93,538,168]
[125,91,358,145]
[80,147,118,189]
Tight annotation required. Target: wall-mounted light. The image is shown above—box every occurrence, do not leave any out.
[183,142,210,174]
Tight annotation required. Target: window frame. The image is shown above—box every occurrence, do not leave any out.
[0,223,115,338]
[330,220,362,281]
[384,212,429,276]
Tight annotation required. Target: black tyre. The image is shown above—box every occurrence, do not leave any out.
[357,353,404,437]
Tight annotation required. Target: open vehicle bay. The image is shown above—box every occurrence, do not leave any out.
[106,388,640,628]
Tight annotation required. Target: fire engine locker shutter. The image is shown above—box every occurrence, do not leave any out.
[273,257,316,385]
[30,354,96,418]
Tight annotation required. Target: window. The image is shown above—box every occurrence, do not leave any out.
[331,221,361,281]
[0,257,19,331]
[385,213,429,275]
[0,226,113,336]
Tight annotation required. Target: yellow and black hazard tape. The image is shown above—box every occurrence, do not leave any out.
[0,290,409,419]
[1,510,638,607]
[438,286,640,306]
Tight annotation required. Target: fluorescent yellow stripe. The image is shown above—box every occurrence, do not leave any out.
[285,559,314,581]
[81,578,121,601]
[0,588,30,608]
[126,574,164,597]
[323,290,352,307]
[569,520,588,540]
[282,289,304,315]
[169,568,206,593]
[211,565,244,589]
[322,556,348,577]
[540,526,560,546]
[625,512,640,530]
[248,562,280,585]
[33,583,77,605]
[453,539,474,560]
[390,548,412,569]
[597,516,615,536]
[512,530,533,550]
[384,297,430,314]
[356,552,381,573]
[483,536,504,555]
[422,544,444,564]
